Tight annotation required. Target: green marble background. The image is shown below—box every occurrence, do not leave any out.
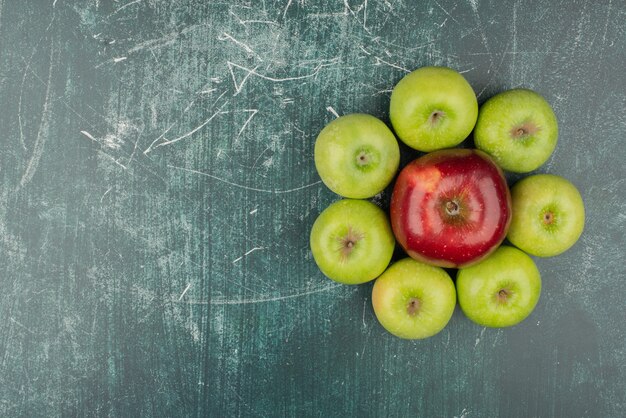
[0,0,624,416]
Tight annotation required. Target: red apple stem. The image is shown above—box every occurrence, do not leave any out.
[445,200,460,216]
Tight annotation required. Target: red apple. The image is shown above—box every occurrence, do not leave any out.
[390,149,512,268]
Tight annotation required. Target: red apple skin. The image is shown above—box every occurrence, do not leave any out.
[390,149,512,268]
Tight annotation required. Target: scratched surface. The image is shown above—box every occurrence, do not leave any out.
[0,0,625,416]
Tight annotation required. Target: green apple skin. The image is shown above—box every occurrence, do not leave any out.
[372,258,456,339]
[508,174,585,257]
[456,246,541,328]
[314,114,400,199]
[389,66,478,152]
[310,199,395,284]
[474,89,558,173]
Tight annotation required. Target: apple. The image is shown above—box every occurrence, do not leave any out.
[390,148,511,268]
[389,66,478,152]
[372,258,456,339]
[508,174,585,257]
[456,246,542,328]
[474,88,558,173]
[310,199,395,284]
[314,113,400,198]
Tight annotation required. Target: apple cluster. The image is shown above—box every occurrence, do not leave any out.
[310,66,585,339]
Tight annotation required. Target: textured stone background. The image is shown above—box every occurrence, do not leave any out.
[0,0,624,416]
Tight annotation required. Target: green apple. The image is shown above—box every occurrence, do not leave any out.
[456,246,541,328]
[314,113,400,199]
[474,89,558,173]
[508,174,585,257]
[372,258,456,339]
[310,199,395,284]
[389,66,478,152]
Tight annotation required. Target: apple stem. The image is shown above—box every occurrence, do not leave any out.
[356,151,369,166]
[497,289,509,304]
[429,110,445,126]
[338,227,364,261]
[445,200,460,216]
[407,297,421,316]
[510,122,539,139]
[543,211,554,225]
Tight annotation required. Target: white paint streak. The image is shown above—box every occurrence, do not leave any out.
[18,10,57,151]
[96,24,207,68]
[230,10,280,27]
[363,0,368,29]
[227,59,338,95]
[474,327,486,348]
[433,0,460,25]
[454,408,470,418]
[153,100,229,150]
[283,0,293,19]
[144,90,228,154]
[374,88,393,96]
[466,51,556,56]
[83,130,124,150]
[218,32,261,60]
[373,56,410,73]
[127,33,178,53]
[127,136,140,166]
[326,106,340,118]
[110,0,143,16]
[80,130,98,142]
[468,0,492,58]
[601,0,613,46]
[18,40,55,190]
[178,283,192,301]
[307,12,346,19]
[101,187,113,203]
[362,299,367,328]
[99,150,127,170]
[343,0,372,33]
[10,317,35,334]
[101,133,124,149]
[236,109,258,139]
[512,1,518,70]
[167,165,322,194]
[181,283,343,305]
[243,19,279,26]
[0,0,3,46]
[232,247,265,263]
[475,46,510,99]
[228,62,260,95]
[251,146,271,169]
